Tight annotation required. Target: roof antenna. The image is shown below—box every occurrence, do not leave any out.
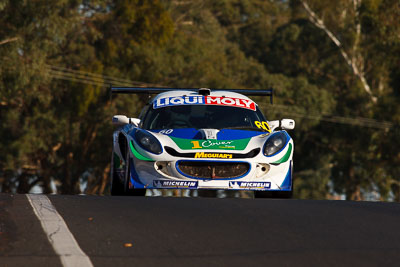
[198,88,211,96]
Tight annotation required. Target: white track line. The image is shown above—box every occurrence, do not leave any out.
[26,194,94,267]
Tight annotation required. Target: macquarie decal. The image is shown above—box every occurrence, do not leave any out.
[153,96,256,111]
[170,137,250,150]
[229,181,271,189]
[194,152,233,159]
[153,180,198,189]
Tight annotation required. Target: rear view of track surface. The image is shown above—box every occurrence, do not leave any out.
[1,194,400,267]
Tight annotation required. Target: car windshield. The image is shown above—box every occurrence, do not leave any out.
[141,105,267,131]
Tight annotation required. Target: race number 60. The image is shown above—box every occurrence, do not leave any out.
[255,121,271,132]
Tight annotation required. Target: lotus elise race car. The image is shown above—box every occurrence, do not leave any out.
[110,87,295,198]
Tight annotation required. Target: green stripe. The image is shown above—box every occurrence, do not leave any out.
[129,141,154,161]
[272,143,292,164]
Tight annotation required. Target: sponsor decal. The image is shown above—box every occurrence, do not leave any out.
[190,140,236,149]
[153,180,198,189]
[153,96,256,111]
[170,137,250,150]
[194,152,233,159]
[229,181,271,189]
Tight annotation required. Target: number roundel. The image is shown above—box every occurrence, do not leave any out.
[255,121,271,132]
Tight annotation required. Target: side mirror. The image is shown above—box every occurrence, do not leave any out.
[268,119,295,131]
[281,119,295,130]
[112,115,141,126]
[112,115,130,126]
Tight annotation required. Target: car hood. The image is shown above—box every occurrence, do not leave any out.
[150,128,266,140]
[150,128,268,151]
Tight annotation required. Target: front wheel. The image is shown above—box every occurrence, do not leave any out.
[111,153,125,196]
[126,188,146,196]
[111,175,125,195]
[254,190,292,199]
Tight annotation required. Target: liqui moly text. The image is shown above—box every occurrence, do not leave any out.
[153,95,256,111]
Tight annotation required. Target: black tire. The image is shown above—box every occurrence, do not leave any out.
[254,190,293,199]
[110,153,125,196]
[111,171,125,196]
[127,188,146,196]
[111,174,125,195]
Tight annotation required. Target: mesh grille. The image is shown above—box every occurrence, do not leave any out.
[178,161,249,179]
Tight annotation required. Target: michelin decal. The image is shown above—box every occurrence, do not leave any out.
[229,181,271,189]
[153,180,198,189]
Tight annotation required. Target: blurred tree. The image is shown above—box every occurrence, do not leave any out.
[0,0,88,193]
[288,0,400,200]
[0,0,176,194]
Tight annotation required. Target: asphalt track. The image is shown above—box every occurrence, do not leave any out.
[1,194,400,267]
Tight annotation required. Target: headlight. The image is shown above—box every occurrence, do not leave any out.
[263,132,287,156]
[134,129,162,154]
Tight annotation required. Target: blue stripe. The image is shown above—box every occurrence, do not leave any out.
[129,159,146,189]
[280,161,292,191]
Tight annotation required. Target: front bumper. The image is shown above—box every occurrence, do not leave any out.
[129,157,292,191]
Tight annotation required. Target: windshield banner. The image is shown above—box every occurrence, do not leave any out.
[153,95,256,111]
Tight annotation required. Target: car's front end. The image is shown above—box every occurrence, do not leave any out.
[128,128,293,193]
[111,89,294,197]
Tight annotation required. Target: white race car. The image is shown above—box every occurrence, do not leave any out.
[110,87,295,198]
